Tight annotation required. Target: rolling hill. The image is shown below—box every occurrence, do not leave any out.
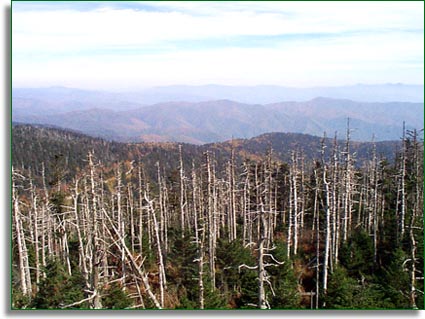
[13,95,423,143]
[12,124,401,183]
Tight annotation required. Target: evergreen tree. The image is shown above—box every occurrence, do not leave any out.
[323,266,357,309]
[32,259,86,309]
[268,242,301,309]
[102,283,132,309]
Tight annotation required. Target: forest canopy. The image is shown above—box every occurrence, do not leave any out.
[11,124,424,310]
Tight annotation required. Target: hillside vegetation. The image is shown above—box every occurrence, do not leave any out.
[11,124,423,309]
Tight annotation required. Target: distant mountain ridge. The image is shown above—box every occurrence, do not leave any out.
[13,88,423,143]
[13,83,424,106]
[127,83,424,104]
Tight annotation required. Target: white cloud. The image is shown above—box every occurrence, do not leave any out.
[12,1,424,89]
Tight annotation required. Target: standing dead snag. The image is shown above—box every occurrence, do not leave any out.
[399,122,407,240]
[321,135,331,306]
[227,145,237,241]
[102,208,162,309]
[239,159,284,309]
[330,133,339,269]
[88,152,102,309]
[371,139,379,264]
[241,161,252,246]
[342,119,354,245]
[290,151,299,255]
[406,129,423,309]
[179,145,187,237]
[144,191,167,308]
[191,163,205,309]
[313,167,320,309]
[137,164,144,256]
[239,207,285,309]
[72,176,89,284]
[12,167,32,299]
[205,151,217,291]
[28,170,41,288]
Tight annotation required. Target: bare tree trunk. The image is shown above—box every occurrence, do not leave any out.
[287,172,293,259]
[300,154,306,231]
[98,171,109,283]
[29,171,41,288]
[409,216,418,309]
[400,122,406,239]
[314,169,320,309]
[321,137,331,307]
[331,134,339,267]
[205,151,216,291]
[72,178,88,283]
[342,119,351,243]
[228,147,237,241]
[138,164,144,255]
[179,145,186,237]
[144,192,166,308]
[242,162,250,245]
[156,162,164,246]
[291,152,299,255]
[257,234,267,309]
[408,129,421,309]
[162,180,169,253]
[41,163,54,260]
[195,186,206,310]
[371,141,379,264]
[103,208,162,309]
[128,184,136,253]
[116,163,127,287]
[12,168,32,298]
[88,152,102,309]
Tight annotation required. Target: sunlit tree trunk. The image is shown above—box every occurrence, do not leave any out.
[321,137,331,307]
[12,167,32,298]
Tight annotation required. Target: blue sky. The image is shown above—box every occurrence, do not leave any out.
[12,1,424,90]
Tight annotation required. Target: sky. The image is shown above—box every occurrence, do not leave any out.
[12,1,424,91]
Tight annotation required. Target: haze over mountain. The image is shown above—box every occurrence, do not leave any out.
[123,83,424,104]
[12,84,424,144]
[13,83,423,106]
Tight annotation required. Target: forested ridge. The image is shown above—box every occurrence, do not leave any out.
[12,123,401,182]
[12,124,423,309]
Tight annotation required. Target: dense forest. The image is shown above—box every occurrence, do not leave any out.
[12,123,423,309]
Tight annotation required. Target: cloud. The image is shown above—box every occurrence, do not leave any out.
[12,1,424,89]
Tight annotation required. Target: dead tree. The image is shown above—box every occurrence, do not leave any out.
[321,136,331,306]
[290,151,299,255]
[12,167,32,299]
[406,129,423,309]
[399,122,407,239]
[227,146,237,241]
[241,161,255,247]
[205,151,217,290]
[88,152,102,309]
[313,167,320,309]
[193,171,206,309]
[371,140,379,264]
[103,208,162,309]
[239,200,284,309]
[72,177,89,283]
[330,133,339,267]
[342,118,354,243]
[178,145,187,237]
[144,191,167,308]
[28,170,41,288]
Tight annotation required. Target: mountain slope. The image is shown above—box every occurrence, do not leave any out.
[12,124,401,184]
[13,97,423,143]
